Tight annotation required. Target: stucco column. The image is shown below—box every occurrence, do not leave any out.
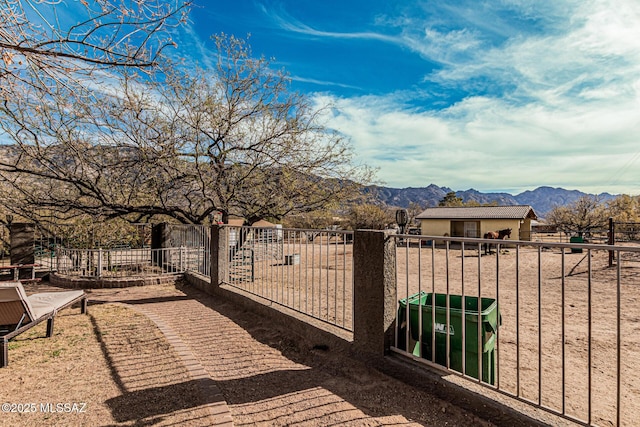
[352,229,397,359]
[151,223,169,267]
[10,222,35,266]
[211,225,228,292]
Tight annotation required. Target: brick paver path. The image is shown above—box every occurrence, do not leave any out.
[81,282,494,426]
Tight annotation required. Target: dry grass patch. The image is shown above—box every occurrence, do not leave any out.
[0,303,217,426]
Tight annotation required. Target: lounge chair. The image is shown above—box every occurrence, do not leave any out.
[0,281,87,367]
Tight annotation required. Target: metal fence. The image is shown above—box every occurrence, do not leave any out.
[392,234,640,427]
[163,224,211,277]
[55,247,197,278]
[613,222,640,243]
[531,231,610,244]
[33,222,153,272]
[224,226,354,331]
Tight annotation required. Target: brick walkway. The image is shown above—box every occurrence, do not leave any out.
[25,281,235,426]
[126,304,235,426]
[79,282,497,426]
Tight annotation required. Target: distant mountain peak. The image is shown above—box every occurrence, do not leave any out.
[370,184,615,218]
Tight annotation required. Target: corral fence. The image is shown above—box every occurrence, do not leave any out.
[532,219,640,247]
[611,220,640,243]
[392,234,640,427]
[209,226,640,426]
[531,230,610,244]
[223,226,354,332]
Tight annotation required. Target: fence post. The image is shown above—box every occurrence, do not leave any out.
[609,217,615,267]
[352,229,397,360]
[97,248,103,277]
[211,225,228,292]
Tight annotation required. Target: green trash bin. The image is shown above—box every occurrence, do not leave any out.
[398,292,499,384]
[570,236,584,253]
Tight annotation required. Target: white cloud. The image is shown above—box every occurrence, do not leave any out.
[263,4,402,45]
[311,0,640,195]
[316,81,640,194]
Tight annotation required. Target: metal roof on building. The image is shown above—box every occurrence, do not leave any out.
[416,205,537,220]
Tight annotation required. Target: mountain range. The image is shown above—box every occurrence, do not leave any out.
[369,185,616,218]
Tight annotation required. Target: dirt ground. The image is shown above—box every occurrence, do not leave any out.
[0,301,217,426]
[3,236,636,426]
[228,237,640,427]
[0,281,498,427]
[394,243,640,427]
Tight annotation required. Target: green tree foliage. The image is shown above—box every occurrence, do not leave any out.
[347,204,392,230]
[43,217,148,249]
[283,211,339,230]
[438,192,464,207]
[438,192,498,208]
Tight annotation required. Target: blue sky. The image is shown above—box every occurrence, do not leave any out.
[177,1,640,195]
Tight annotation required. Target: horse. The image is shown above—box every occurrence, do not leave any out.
[483,228,512,255]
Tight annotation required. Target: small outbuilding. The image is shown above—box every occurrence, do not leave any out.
[416,205,537,241]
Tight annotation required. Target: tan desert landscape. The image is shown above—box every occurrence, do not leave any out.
[229,235,640,426]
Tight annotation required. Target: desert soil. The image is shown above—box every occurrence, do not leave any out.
[4,236,636,426]
[228,236,640,427]
[0,281,497,426]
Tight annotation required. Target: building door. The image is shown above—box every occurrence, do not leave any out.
[464,221,479,238]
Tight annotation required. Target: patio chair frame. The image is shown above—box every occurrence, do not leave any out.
[1,282,87,367]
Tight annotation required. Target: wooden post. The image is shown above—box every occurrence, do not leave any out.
[151,223,169,268]
[10,223,35,279]
[608,217,615,268]
[46,317,54,338]
[1,336,8,368]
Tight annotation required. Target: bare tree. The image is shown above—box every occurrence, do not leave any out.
[546,196,608,237]
[406,202,424,226]
[0,0,189,224]
[0,34,372,224]
[1,0,189,85]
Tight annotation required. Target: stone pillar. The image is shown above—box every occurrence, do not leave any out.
[10,222,35,266]
[151,223,169,267]
[352,229,397,359]
[9,223,35,280]
[211,225,228,293]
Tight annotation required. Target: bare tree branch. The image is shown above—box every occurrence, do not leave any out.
[1,34,372,224]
